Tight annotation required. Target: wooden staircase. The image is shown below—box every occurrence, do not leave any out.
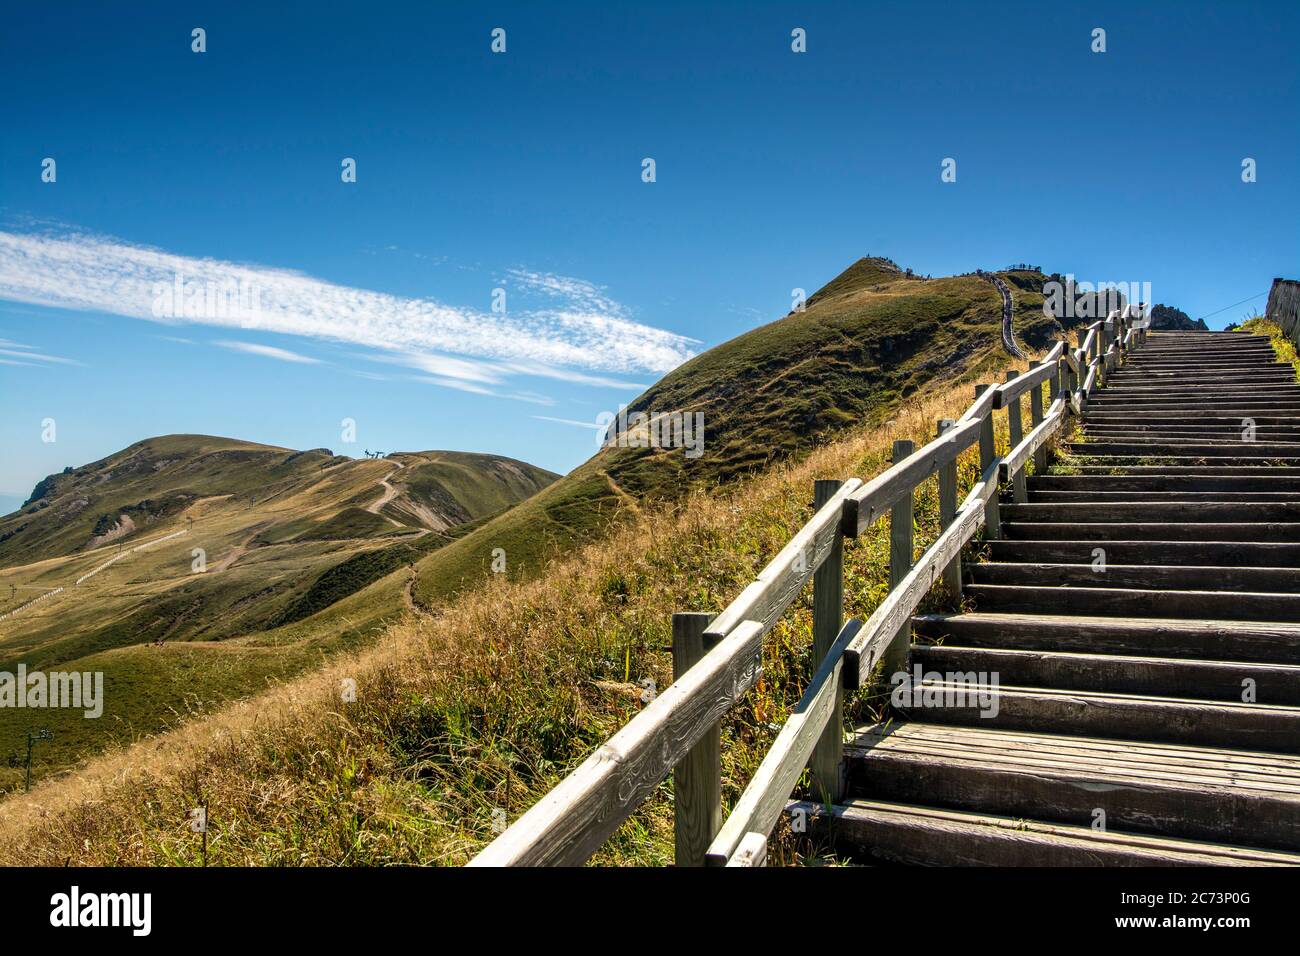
[808,331,1300,865]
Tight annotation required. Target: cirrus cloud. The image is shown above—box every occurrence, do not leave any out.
[0,228,698,388]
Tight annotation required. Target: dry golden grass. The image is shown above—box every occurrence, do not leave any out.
[0,361,1041,866]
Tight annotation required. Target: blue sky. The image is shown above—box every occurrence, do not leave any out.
[2,1,1297,513]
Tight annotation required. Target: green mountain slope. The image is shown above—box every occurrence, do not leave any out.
[0,437,556,784]
[413,257,1056,605]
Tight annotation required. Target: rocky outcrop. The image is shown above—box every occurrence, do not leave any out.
[1148,304,1208,332]
[1266,278,1300,345]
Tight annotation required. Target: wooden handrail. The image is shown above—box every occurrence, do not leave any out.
[994,350,1059,408]
[702,478,863,643]
[842,418,981,534]
[1000,393,1068,482]
[841,470,992,688]
[468,619,767,866]
[471,318,1143,867]
[704,617,863,866]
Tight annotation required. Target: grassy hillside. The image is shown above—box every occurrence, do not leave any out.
[0,439,556,785]
[1241,317,1300,375]
[0,362,1046,865]
[412,258,1056,606]
[0,253,1068,855]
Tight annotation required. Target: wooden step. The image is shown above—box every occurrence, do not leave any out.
[1080,422,1300,432]
[1092,385,1300,395]
[911,644,1300,705]
[1127,358,1281,367]
[1002,521,1300,541]
[986,538,1300,567]
[1099,386,1300,396]
[895,680,1300,752]
[970,560,1300,593]
[1030,474,1300,490]
[1109,370,1295,380]
[792,798,1300,866]
[913,611,1300,663]
[1079,436,1300,446]
[966,582,1300,621]
[1026,490,1300,501]
[1083,402,1300,413]
[1061,465,1300,475]
[844,723,1300,850]
[1002,500,1300,522]
[1065,447,1300,462]
[1083,415,1300,425]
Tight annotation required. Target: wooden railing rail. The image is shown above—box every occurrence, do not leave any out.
[471,307,1146,868]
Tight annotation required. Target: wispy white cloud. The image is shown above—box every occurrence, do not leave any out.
[0,344,83,366]
[367,351,504,385]
[414,376,555,406]
[215,340,322,364]
[0,230,698,386]
[532,414,604,430]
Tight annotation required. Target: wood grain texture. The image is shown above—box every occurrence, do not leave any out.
[1004,371,1028,503]
[845,486,988,689]
[1029,383,1047,472]
[469,620,766,867]
[725,831,768,867]
[936,419,961,601]
[705,618,863,866]
[672,611,721,866]
[843,418,980,535]
[994,356,1057,408]
[885,439,916,676]
[975,384,1001,539]
[809,479,846,805]
[1000,396,1066,485]
[705,478,862,644]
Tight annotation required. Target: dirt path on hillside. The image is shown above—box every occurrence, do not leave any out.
[598,469,641,514]
[214,527,263,572]
[367,462,405,526]
[403,566,431,617]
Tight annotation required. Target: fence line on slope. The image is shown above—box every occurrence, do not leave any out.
[470,306,1147,867]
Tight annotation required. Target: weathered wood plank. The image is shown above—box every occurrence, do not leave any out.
[999,395,1066,485]
[936,419,961,601]
[844,477,990,689]
[843,418,980,535]
[672,611,721,866]
[705,478,862,642]
[886,439,916,675]
[961,379,1001,424]
[725,831,768,867]
[809,479,845,805]
[468,619,766,867]
[991,339,1063,409]
[1029,382,1047,472]
[975,384,1001,539]
[994,356,1057,408]
[705,618,863,866]
[1004,371,1028,503]
[1079,359,1099,402]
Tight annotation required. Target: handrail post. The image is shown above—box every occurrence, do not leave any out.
[810,480,846,805]
[936,420,961,602]
[974,385,1002,538]
[672,611,721,866]
[1004,371,1028,503]
[1029,378,1047,472]
[885,443,915,676]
